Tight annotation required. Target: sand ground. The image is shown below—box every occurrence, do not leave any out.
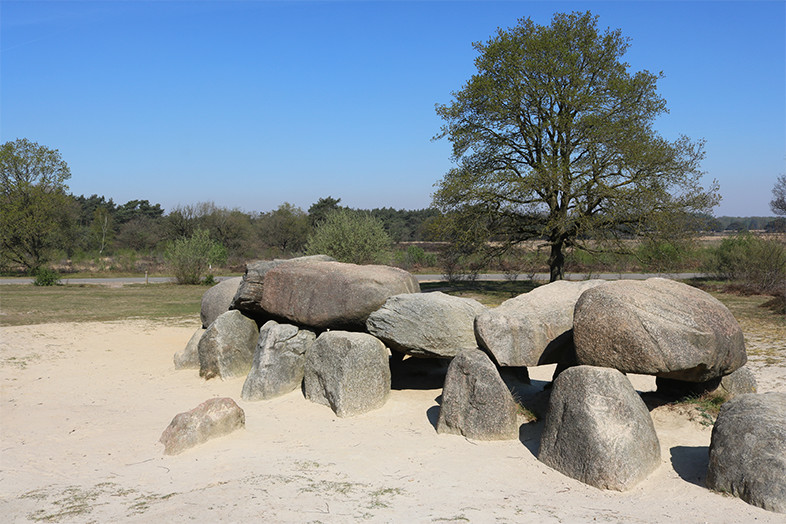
[1,319,784,523]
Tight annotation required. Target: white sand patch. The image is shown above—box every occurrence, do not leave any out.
[1,321,783,523]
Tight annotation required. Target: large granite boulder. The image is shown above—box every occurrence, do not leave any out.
[706,392,786,513]
[261,261,420,330]
[241,320,316,401]
[201,277,242,328]
[538,365,661,491]
[230,255,334,317]
[475,280,605,367]
[174,327,204,369]
[573,278,746,382]
[159,397,245,455]
[198,310,259,380]
[304,331,391,417]
[366,292,486,358]
[436,349,518,440]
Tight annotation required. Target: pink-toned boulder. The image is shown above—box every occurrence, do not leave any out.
[574,278,746,382]
[261,261,420,330]
[159,398,245,455]
[230,255,334,317]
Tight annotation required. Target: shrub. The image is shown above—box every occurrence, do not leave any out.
[305,209,391,264]
[393,245,438,270]
[33,267,62,286]
[164,229,227,285]
[712,233,786,295]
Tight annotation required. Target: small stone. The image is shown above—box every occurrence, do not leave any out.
[159,398,245,455]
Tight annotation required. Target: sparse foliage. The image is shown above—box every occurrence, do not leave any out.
[305,209,392,264]
[257,202,310,255]
[433,11,719,281]
[771,174,786,216]
[712,232,786,296]
[164,229,227,284]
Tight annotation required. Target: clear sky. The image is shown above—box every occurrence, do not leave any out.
[2,0,784,217]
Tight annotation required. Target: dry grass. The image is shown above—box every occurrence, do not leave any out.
[0,284,205,326]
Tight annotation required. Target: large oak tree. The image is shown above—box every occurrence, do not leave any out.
[433,12,720,281]
[0,138,74,271]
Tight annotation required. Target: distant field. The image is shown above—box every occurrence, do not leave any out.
[0,284,205,326]
[2,279,782,334]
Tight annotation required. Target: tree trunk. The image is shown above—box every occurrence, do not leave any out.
[548,240,565,282]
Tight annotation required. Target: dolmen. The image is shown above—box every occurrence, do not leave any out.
[173,262,779,512]
[181,256,420,419]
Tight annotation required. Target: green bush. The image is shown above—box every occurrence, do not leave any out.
[164,229,227,285]
[33,267,62,286]
[393,245,438,270]
[712,233,786,295]
[636,240,687,272]
[305,209,392,264]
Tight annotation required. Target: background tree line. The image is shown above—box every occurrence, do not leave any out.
[0,140,441,274]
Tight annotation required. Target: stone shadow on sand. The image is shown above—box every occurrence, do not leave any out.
[670,446,709,487]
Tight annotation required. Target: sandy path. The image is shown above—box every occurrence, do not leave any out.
[1,320,783,523]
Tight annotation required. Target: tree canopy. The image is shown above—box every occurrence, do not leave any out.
[432,11,719,281]
[772,175,786,216]
[0,138,74,271]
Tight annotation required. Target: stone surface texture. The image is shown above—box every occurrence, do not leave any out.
[573,278,746,382]
[174,327,204,370]
[159,397,245,455]
[230,255,334,317]
[475,279,605,367]
[706,392,786,514]
[366,292,486,358]
[717,366,758,397]
[436,349,518,440]
[198,310,259,380]
[241,320,316,401]
[304,331,391,417]
[261,261,420,330]
[201,277,242,328]
[538,365,661,491]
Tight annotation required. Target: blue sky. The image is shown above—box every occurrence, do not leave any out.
[2,0,784,217]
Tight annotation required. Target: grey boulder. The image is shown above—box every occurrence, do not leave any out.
[717,366,758,397]
[437,349,519,440]
[475,279,605,367]
[366,292,487,358]
[304,331,391,417]
[159,397,245,455]
[706,392,786,513]
[241,320,316,401]
[174,327,204,369]
[198,310,259,380]
[230,255,334,317]
[574,278,747,382]
[261,261,420,330]
[538,365,661,491]
[201,277,242,328]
